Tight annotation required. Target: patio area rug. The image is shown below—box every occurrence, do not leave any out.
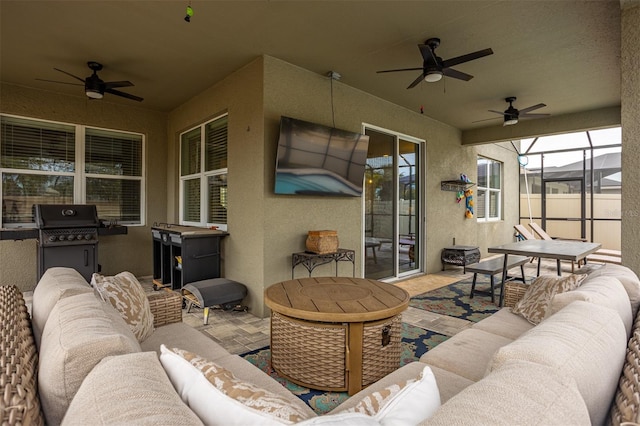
[409,277,500,323]
[240,322,449,414]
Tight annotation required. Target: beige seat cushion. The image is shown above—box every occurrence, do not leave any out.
[38,292,141,425]
[550,275,633,336]
[471,307,535,340]
[582,264,640,315]
[31,267,93,348]
[419,329,513,382]
[140,322,231,361]
[332,362,474,414]
[422,359,591,425]
[62,351,203,425]
[487,301,627,426]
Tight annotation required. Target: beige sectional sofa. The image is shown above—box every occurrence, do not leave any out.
[2,264,640,425]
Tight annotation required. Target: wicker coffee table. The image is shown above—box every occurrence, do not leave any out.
[264,277,410,395]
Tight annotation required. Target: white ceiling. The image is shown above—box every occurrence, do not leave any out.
[0,1,622,131]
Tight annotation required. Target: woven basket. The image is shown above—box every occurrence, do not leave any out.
[503,281,529,308]
[306,230,339,254]
[147,290,183,327]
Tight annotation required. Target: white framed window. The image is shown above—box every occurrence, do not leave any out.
[179,114,228,230]
[0,114,145,227]
[477,156,502,221]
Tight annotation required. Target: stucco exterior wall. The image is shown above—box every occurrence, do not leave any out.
[621,1,640,274]
[0,83,168,292]
[166,58,266,315]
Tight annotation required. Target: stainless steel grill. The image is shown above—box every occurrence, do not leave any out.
[35,204,100,282]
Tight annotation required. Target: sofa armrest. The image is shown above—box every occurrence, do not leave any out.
[0,285,44,426]
[503,281,528,308]
[147,290,183,327]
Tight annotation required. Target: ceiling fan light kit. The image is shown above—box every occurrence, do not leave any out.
[424,71,442,82]
[85,89,103,99]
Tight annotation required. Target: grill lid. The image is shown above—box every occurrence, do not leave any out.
[35,204,99,229]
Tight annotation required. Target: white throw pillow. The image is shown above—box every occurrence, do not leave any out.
[341,365,440,425]
[296,412,380,425]
[159,345,311,425]
[91,271,154,342]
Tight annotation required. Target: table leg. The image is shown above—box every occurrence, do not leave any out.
[470,273,478,298]
[489,275,495,304]
[347,322,364,396]
[556,259,561,276]
[203,307,210,325]
[498,254,509,307]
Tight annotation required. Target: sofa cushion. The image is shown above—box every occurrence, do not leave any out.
[140,322,231,360]
[31,267,93,348]
[422,359,591,425]
[487,301,627,426]
[581,264,640,315]
[511,273,586,324]
[340,365,440,425]
[62,351,203,425]
[550,275,633,336]
[471,307,535,340]
[159,345,313,425]
[91,271,155,342]
[38,292,141,425]
[419,328,513,382]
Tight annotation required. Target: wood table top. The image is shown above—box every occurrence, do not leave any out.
[488,239,601,261]
[265,277,410,322]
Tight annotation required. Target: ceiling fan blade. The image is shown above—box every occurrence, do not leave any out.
[377,67,423,74]
[104,88,143,102]
[472,117,501,123]
[520,113,551,118]
[441,48,494,68]
[442,67,473,81]
[104,81,134,89]
[518,103,547,114]
[418,44,438,63]
[407,72,426,89]
[53,68,85,83]
[36,78,83,86]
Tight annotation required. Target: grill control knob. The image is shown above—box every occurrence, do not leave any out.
[67,235,75,241]
[84,234,92,240]
[58,235,66,241]
[48,235,57,242]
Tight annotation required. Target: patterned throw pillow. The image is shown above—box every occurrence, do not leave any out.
[512,274,586,325]
[159,345,311,425]
[91,271,154,342]
[343,365,440,424]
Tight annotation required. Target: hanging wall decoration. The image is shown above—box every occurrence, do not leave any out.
[464,189,474,219]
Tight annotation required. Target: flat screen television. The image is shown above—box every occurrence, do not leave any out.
[274,116,370,196]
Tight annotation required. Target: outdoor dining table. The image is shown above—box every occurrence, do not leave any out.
[488,239,601,306]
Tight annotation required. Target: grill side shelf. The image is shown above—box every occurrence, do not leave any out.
[0,229,39,240]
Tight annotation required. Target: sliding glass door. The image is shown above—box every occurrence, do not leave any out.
[363,127,423,280]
